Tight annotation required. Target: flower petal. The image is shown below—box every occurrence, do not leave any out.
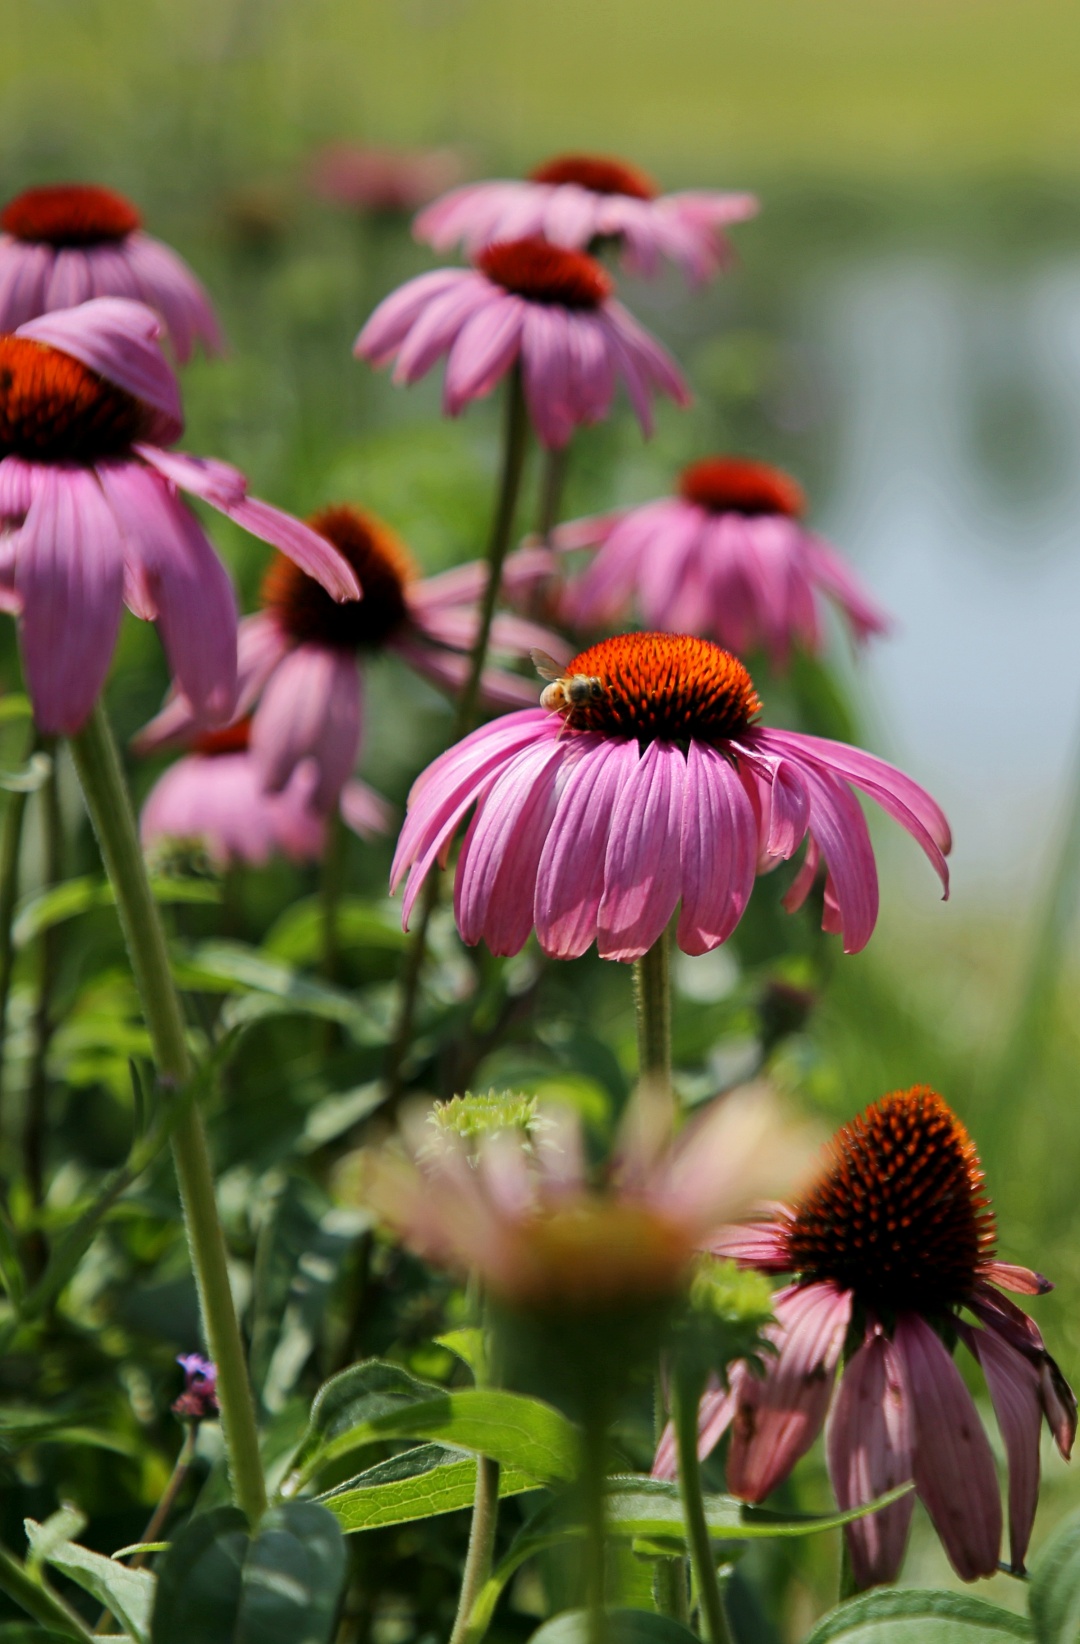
[250,645,361,807]
[454,739,565,954]
[17,297,184,444]
[961,1322,1041,1574]
[597,740,686,961]
[827,1325,914,1589]
[677,739,757,954]
[534,737,639,959]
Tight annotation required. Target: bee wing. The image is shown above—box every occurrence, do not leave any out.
[530,648,565,683]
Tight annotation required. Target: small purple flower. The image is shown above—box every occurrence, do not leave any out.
[172,1354,219,1422]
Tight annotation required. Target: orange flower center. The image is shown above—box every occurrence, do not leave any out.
[499,1201,692,1313]
[191,719,252,757]
[261,504,415,651]
[476,237,613,309]
[784,1087,996,1316]
[1,183,141,246]
[0,336,149,463]
[528,153,658,202]
[547,632,761,745]
[679,457,806,519]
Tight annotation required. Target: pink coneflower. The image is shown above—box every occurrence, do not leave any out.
[391,632,949,963]
[355,237,690,448]
[361,1083,798,1319]
[0,298,358,736]
[136,503,567,808]
[0,184,223,362]
[310,144,465,216]
[557,457,890,668]
[141,719,391,869]
[415,152,757,285]
[654,1088,1076,1585]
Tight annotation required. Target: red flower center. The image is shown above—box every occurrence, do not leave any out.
[476,238,613,309]
[191,719,252,757]
[546,632,761,745]
[528,153,658,202]
[0,336,149,463]
[679,457,806,519]
[784,1087,996,1316]
[1,184,142,246]
[262,504,415,651]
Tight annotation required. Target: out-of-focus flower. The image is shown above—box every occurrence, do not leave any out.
[140,719,391,869]
[0,299,358,735]
[360,1082,802,1320]
[415,152,757,285]
[310,144,465,216]
[136,503,567,808]
[172,1353,219,1422]
[0,184,223,362]
[556,456,889,668]
[391,631,949,963]
[654,1087,1077,1586]
[355,237,690,448]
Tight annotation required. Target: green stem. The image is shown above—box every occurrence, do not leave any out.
[68,701,266,1526]
[535,444,568,547]
[0,729,35,1122]
[320,808,346,987]
[838,1532,858,1602]
[633,932,671,1096]
[449,1455,501,1644]
[672,1374,732,1644]
[381,367,530,1108]
[580,1411,609,1644]
[24,746,62,1211]
[0,1540,96,1642]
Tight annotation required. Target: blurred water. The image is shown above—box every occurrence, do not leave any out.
[816,255,1080,904]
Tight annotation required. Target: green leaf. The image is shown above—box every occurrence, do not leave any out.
[264,897,405,964]
[0,751,52,795]
[24,1511,86,1578]
[13,876,219,948]
[175,941,386,1043]
[0,1628,95,1644]
[297,1083,386,1152]
[804,1589,1033,1643]
[296,1384,579,1490]
[286,1358,445,1483]
[317,1443,539,1532]
[529,1612,701,1644]
[25,1519,155,1643]
[150,1506,248,1644]
[602,1476,916,1543]
[234,1504,345,1644]
[1030,1506,1080,1644]
[436,1328,487,1380]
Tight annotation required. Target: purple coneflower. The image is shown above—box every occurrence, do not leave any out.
[0,298,358,735]
[414,152,757,285]
[141,719,391,869]
[0,184,223,362]
[391,631,949,963]
[557,457,889,668]
[653,1087,1076,1585]
[355,236,689,449]
[136,503,566,809]
[310,144,465,216]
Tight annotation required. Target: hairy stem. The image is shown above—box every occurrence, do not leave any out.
[672,1374,732,1644]
[448,1455,501,1644]
[633,931,672,1096]
[580,1412,609,1644]
[382,367,530,1107]
[69,702,266,1526]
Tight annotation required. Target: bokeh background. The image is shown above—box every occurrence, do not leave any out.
[6,1,1080,1634]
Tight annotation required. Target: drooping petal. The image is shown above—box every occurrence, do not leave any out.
[14,465,126,734]
[597,739,686,961]
[677,739,757,954]
[520,304,575,448]
[442,293,525,412]
[892,1312,1001,1581]
[983,1262,1052,1297]
[392,276,496,386]
[340,779,394,840]
[961,1322,1041,1574]
[454,740,565,954]
[354,268,470,363]
[726,1282,851,1503]
[827,1325,914,1590]
[796,762,879,953]
[250,645,361,807]
[534,737,639,959]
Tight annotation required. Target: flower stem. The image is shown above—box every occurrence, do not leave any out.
[24,745,62,1213]
[535,444,569,547]
[449,1455,501,1644]
[671,1373,732,1644]
[0,730,35,1121]
[382,366,530,1107]
[580,1412,609,1644]
[633,931,672,1097]
[68,701,266,1526]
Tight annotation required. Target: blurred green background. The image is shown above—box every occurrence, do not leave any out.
[6,0,1080,1634]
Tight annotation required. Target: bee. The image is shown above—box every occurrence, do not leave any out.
[530,649,607,715]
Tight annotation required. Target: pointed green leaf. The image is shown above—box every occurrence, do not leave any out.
[804,1589,1032,1643]
[174,941,386,1043]
[1030,1506,1080,1644]
[602,1475,915,1543]
[234,1504,345,1644]
[24,1520,154,1644]
[317,1443,539,1531]
[150,1506,248,1644]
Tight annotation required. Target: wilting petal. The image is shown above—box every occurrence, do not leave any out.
[15,466,125,733]
[827,1326,914,1589]
[962,1322,1041,1574]
[984,1262,1052,1296]
[726,1282,851,1503]
[677,740,756,954]
[597,740,685,960]
[892,1312,1001,1581]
